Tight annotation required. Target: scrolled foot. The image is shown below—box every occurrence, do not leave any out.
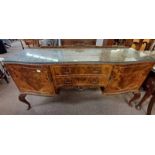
[27,104,31,110]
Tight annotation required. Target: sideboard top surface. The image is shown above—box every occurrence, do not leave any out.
[2,48,155,64]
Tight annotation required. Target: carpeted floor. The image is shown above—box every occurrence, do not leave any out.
[0,40,153,115]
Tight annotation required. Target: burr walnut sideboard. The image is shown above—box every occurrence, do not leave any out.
[2,48,155,110]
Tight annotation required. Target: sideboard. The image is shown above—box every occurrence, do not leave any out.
[2,48,155,110]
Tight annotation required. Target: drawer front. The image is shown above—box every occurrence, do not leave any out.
[55,76,108,87]
[52,64,113,76]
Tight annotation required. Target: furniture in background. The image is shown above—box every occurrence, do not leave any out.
[0,40,7,54]
[23,39,97,48]
[128,71,155,115]
[102,39,133,47]
[149,40,155,51]
[0,61,9,83]
[61,39,96,47]
[23,39,60,48]
[131,39,142,50]
[61,39,133,47]
[21,39,155,50]
[3,48,155,111]
[39,39,60,47]
[24,39,33,47]
[139,39,152,51]
[19,40,24,49]
[131,39,153,51]
[24,39,40,48]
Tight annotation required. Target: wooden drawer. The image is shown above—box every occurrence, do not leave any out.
[52,64,113,76]
[54,76,109,87]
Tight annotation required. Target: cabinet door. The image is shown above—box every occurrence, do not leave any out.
[104,63,154,94]
[6,64,55,95]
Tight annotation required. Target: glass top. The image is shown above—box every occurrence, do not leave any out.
[2,48,155,64]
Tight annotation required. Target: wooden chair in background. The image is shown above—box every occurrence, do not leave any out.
[131,39,153,51]
[149,40,155,51]
[24,39,39,48]
[102,39,133,47]
[61,39,96,47]
[128,71,155,115]
[0,61,9,83]
[139,39,153,51]
[131,39,142,50]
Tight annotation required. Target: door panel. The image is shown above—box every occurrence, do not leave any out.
[104,63,154,93]
[6,64,55,95]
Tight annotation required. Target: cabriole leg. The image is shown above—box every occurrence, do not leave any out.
[147,95,155,115]
[18,94,31,110]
